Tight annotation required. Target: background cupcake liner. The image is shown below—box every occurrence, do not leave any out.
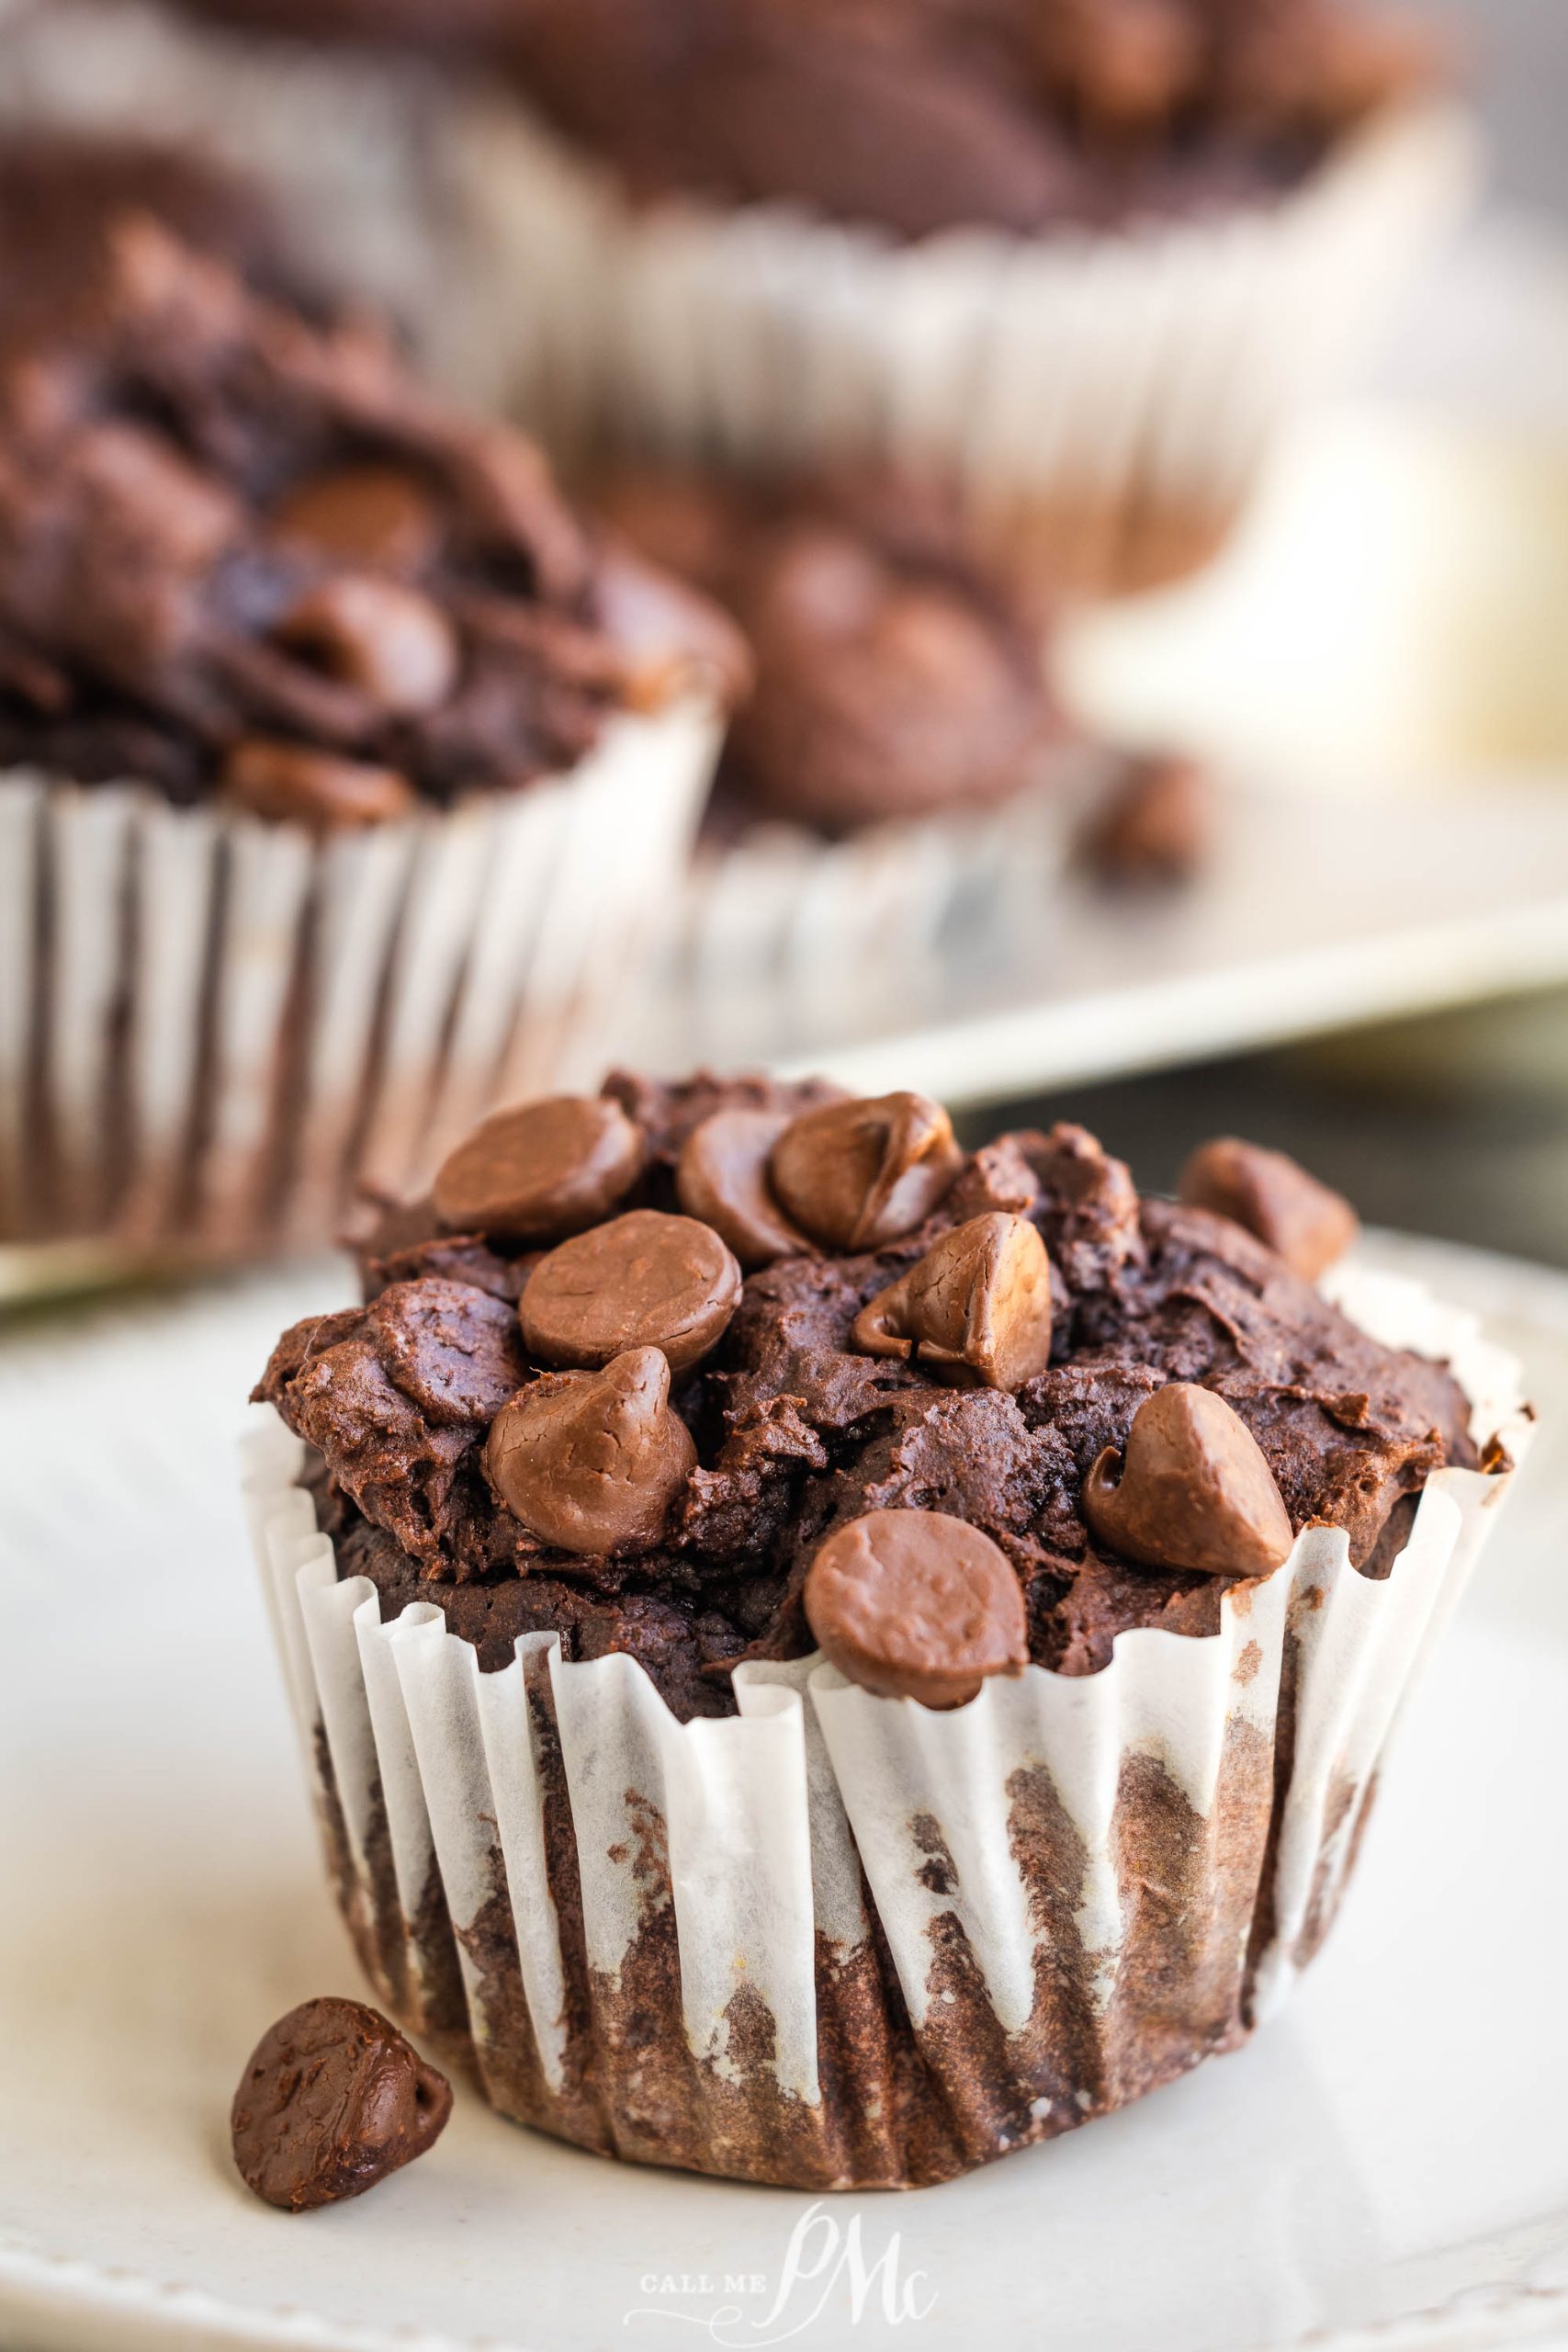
[660,741,1114,1066]
[0,698,720,1256]
[459,96,1479,599]
[241,1265,1529,2190]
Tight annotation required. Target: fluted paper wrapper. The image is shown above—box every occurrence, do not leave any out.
[0,698,719,1255]
[460,97,1477,596]
[239,1266,1527,2188]
[663,742,1112,1052]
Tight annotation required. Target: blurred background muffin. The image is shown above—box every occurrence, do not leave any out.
[0,0,1475,600]
[457,0,1474,596]
[0,209,733,1263]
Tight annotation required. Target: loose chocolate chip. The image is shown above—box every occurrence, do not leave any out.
[221,736,414,831]
[1082,1383,1295,1577]
[230,1996,451,2212]
[852,1213,1053,1390]
[675,1108,812,1270]
[433,1095,644,1243]
[770,1091,964,1252]
[519,1209,742,1374]
[1085,752,1210,887]
[273,465,442,574]
[1179,1137,1359,1281]
[276,574,459,718]
[805,1507,1028,1709]
[484,1346,697,1554]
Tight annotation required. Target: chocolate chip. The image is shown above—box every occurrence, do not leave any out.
[276,574,459,718]
[519,1209,742,1374]
[675,1108,811,1270]
[1035,0,1201,133]
[770,1091,964,1252]
[1085,752,1210,887]
[852,1213,1053,1390]
[1179,1137,1359,1280]
[433,1095,644,1243]
[367,1277,527,1426]
[805,1507,1028,1709]
[1082,1383,1294,1577]
[220,736,414,830]
[230,1996,451,2212]
[484,1346,696,1554]
[274,465,442,574]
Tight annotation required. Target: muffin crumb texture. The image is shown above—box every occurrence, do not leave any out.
[259,1073,1471,1712]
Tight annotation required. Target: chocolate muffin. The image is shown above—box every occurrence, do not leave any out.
[0,219,736,816]
[248,1074,1517,2186]
[0,224,733,1251]
[160,0,1438,238]
[492,0,1438,241]
[0,133,318,345]
[593,469,1064,835]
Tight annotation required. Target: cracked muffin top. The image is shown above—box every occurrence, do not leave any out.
[0,221,740,821]
[255,1073,1481,1721]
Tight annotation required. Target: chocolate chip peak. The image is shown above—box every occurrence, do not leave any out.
[1083,1384,1294,1577]
[434,1095,644,1242]
[853,1213,1053,1390]
[805,1508,1029,1710]
[1179,1137,1359,1281]
[519,1208,742,1373]
[484,1347,697,1555]
[770,1091,964,1252]
[675,1107,811,1270]
[231,1996,451,2212]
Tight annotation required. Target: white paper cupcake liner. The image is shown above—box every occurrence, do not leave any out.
[0,697,720,1255]
[240,1262,1529,2188]
[660,742,1113,1064]
[458,95,1478,588]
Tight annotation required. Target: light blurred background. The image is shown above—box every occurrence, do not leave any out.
[994,0,1568,1266]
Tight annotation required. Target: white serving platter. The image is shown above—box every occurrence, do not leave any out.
[633,778,1568,1106]
[2,1231,1567,2352]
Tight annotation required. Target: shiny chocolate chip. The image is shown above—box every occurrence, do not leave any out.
[806,1507,1028,1709]
[675,1108,811,1270]
[519,1209,742,1374]
[220,737,414,831]
[484,1346,696,1554]
[769,1091,963,1252]
[1179,1137,1359,1281]
[276,574,459,717]
[1082,1383,1294,1577]
[852,1213,1053,1390]
[274,465,442,574]
[433,1095,644,1243]
[231,1996,451,2212]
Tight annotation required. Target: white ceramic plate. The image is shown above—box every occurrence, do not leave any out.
[2,1234,1567,2352]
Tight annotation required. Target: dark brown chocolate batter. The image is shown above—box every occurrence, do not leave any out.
[0,224,734,811]
[257,1074,1476,1722]
[495,0,1439,240]
[593,468,1062,834]
[176,0,1438,242]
